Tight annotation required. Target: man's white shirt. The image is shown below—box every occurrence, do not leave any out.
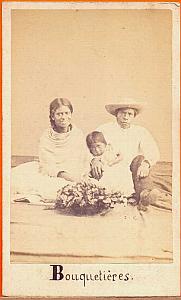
[97,122,160,167]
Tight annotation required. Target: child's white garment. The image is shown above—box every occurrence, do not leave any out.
[91,144,134,196]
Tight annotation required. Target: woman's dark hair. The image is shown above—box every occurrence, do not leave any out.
[49,98,73,129]
[86,131,107,149]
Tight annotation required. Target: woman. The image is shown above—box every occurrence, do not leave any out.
[12,98,88,202]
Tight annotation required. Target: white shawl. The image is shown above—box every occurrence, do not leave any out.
[39,125,88,178]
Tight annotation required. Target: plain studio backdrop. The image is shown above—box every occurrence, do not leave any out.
[11,9,172,161]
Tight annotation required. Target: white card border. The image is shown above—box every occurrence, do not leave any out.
[2,1,180,297]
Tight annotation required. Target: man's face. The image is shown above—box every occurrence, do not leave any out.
[116,108,135,127]
[52,105,72,130]
[89,142,106,156]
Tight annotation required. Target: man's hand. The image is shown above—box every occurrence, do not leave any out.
[137,161,150,179]
[90,158,104,180]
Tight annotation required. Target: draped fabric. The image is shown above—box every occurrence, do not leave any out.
[11,125,89,201]
[39,126,88,178]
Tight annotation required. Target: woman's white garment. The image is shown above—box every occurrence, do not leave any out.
[39,126,88,178]
[96,122,160,196]
[11,126,89,202]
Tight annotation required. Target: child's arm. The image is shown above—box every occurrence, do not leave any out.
[104,144,123,167]
[107,153,123,166]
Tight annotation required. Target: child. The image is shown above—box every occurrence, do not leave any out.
[86,132,171,211]
[86,131,123,168]
[86,131,133,199]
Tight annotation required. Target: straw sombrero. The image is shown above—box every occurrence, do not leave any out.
[105,97,146,116]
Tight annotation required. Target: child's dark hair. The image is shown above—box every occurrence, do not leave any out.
[86,131,107,149]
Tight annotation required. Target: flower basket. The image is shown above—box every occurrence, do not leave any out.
[55,181,123,216]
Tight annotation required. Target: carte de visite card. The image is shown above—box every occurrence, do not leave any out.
[2,1,180,297]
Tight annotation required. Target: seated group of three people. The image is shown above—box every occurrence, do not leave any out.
[38,97,160,210]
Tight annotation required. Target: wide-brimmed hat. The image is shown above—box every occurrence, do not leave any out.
[105,97,146,116]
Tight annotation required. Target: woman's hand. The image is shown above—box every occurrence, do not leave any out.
[57,171,78,182]
[137,161,150,179]
[90,158,104,180]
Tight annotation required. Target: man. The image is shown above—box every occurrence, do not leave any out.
[91,98,161,208]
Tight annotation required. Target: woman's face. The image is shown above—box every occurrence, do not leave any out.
[52,105,72,131]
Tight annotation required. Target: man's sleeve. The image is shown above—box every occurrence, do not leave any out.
[139,128,160,166]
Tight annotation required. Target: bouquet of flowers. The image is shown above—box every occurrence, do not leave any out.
[55,181,123,216]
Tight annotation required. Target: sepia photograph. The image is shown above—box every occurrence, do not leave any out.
[2,1,180,297]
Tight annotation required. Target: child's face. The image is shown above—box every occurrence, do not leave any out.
[90,142,106,156]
